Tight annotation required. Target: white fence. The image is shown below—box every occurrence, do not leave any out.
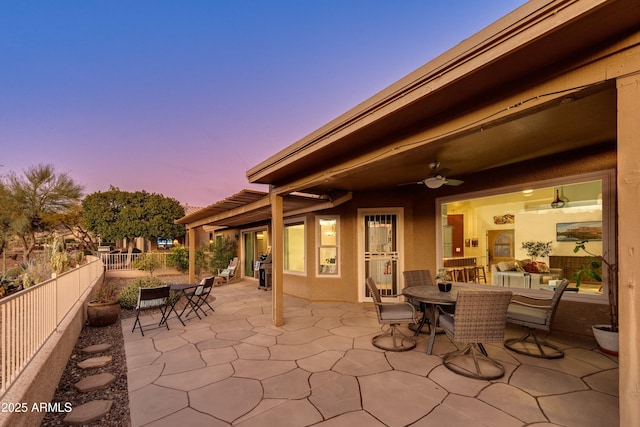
[100,252,170,271]
[0,256,103,397]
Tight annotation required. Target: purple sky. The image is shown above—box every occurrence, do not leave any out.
[1,1,526,207]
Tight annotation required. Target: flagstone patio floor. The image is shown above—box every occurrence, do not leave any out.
[122,280,619,427]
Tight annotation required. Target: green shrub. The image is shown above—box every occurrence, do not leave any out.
[208,237,237,273]
[167,245,189,273]
[118,276,177,309]
[131,252,162,276]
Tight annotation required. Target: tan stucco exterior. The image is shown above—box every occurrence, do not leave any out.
[178,1,640,422]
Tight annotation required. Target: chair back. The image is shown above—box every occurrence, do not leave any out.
[137,286,170,309]
[195,276,215,296]
[403,270,434,287]
[451,290,512,343]
[365,277,383,318]
[545,279,570,326]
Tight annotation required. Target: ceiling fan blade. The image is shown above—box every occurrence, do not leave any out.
[444,178,464,186]
[437,167,452,176]
[397,181,424,186]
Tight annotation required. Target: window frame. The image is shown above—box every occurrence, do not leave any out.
[284,217,306,275]
[316,215,340,277]
[435,170,615,304]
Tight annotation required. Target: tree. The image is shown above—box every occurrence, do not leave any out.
[47,203,100,252]
[4,164,84,259]
[0,181,16,271]
[82,187,186,248]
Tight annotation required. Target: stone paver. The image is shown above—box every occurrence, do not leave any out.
[74,372,116,392]
[77,355,112,369]
[81,343,112,354]
[123,280,619,427]
[63,400,113,425]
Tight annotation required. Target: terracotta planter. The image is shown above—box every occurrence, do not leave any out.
[87,301,121,327]
[592,324,618,356]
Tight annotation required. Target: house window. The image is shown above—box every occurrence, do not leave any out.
[317,216,339,276]
[436,170,614,303]
[284,220,305,273]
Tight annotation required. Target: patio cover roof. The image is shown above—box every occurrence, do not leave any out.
[175,189,352,229]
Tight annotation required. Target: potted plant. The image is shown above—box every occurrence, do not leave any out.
[521,241,553,260]
[435,268,452,292]
[87,281,121,327]
[573,240,618,355]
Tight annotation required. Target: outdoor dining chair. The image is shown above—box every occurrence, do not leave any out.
[180,276,216,320]
[504,279,569,359]
[366,277,418,351]
[403,269,433,332]
[438,290,513,380]
[132,285,171,336]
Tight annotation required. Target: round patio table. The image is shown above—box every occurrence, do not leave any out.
[402,285,475,354]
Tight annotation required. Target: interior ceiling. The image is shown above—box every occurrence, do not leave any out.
[301,84,617,194]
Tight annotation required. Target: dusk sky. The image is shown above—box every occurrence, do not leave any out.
[2,1,527,207]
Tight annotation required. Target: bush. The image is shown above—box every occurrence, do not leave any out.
[131,252,162,276]
[167,245,189,273]
[118,276,175,309]
[208,237,237,273]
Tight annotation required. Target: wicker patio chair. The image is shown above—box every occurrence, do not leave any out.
[366,277,418,351]
[439,290,513,380]
[403,270,433,332]
[504,279,569,359]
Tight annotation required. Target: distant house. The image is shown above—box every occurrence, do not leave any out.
[177,1,639,422]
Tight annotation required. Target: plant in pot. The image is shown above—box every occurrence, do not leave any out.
[521,241,553,274]
[435,268,452,292]
[573,240,618,355]
[87,281,121,327]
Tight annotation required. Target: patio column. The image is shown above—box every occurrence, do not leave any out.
[270,192,284,326]
[188,227,196,284]
[617,72,640,426]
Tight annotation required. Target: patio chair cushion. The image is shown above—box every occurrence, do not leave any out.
[507,303,547,325]
[379,303,416,321]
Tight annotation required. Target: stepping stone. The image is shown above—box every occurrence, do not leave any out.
[74,372,116,392]
[81,343,112,354]
[63,400,113,425]
[77,355,112,369]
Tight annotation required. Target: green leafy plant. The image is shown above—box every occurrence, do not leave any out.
[117,276,178,309]
[521,241,553,259]
[573,240,617,332]
[208,236,237,273]
[132,252,162,276]
[435,268,452,283]
[118,276,162,309]
[167,245,189,273]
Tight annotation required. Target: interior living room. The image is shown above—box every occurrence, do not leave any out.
[439,170,609,296]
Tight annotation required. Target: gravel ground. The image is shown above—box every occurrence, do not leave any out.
[40,274,189,427]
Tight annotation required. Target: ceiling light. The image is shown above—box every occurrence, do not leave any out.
[424,177,445,189]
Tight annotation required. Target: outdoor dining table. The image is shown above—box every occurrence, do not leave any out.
[402,284,476,354]
[166,283,200,326]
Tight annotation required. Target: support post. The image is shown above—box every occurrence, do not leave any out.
[270,192,284,326]
[617,73,640,426]
[188,227,196,284]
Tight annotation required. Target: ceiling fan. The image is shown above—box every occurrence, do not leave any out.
[402,162,464,189]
